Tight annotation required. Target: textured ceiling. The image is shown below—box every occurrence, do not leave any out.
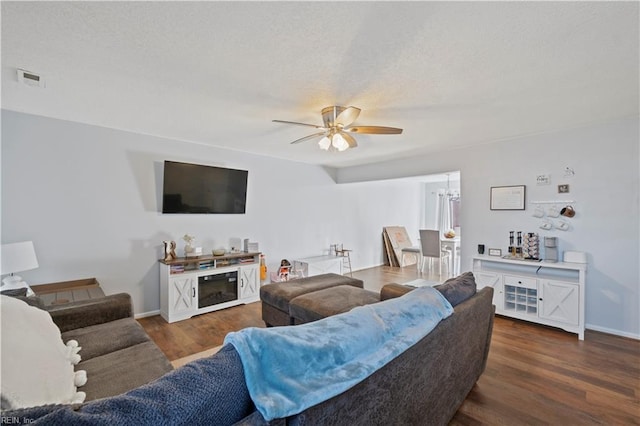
[2,1,638,168]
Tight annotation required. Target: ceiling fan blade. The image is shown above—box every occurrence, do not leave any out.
[290,131,328,145]
[335,106,361,127]
[341,132,358,148]
[344,126,403,135]
[321,106,361,127]
[273,119,325,129]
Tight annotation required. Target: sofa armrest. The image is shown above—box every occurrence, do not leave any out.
[47,293,133,332]
[380,283,415,301]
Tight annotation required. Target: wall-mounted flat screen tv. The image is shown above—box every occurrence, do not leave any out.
[162,161,248,214]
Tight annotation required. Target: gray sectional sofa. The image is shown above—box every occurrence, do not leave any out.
[2,272,495,425]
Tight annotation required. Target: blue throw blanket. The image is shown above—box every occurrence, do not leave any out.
[224,286,453,421]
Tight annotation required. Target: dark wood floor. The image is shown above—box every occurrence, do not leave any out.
[139,265,640,425]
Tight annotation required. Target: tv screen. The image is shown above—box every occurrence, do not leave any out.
[162,161,248,214]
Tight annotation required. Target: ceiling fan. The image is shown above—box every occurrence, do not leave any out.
[273,106,403,152]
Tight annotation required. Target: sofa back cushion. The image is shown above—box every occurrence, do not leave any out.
[434,272,477,306]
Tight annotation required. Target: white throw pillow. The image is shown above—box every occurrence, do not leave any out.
[0,295,86,409]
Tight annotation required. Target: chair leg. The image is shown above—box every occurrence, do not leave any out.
[444,255,451,278]
[422,257,427,274]
[342,252,352,277]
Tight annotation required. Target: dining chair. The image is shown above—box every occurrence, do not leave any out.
[419,229,451,277]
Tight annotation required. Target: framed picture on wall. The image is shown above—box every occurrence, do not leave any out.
[490,185,526,210]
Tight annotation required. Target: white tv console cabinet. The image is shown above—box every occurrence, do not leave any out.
[472,255,587,340]
[159,252,260,323]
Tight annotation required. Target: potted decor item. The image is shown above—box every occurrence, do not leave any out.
[183,234,195,256]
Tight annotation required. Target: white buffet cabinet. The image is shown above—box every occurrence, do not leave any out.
[472,255,587,340]
[159,252,260,323]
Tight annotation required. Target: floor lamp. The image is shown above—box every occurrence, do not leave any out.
[1,241,39,296]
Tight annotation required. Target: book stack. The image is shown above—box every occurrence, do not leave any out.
[243,239,259,253]
[198,260,214,269]
[170,264,184,274]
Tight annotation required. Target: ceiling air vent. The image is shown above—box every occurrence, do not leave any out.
[17,69,45,88]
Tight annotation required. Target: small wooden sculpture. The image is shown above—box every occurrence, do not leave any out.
[163,241,177,261]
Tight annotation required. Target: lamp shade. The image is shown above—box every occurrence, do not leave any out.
[318,136,331,150]
[1,241,39,275]
[332,133,349,151]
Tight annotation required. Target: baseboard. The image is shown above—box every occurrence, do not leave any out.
[586,323,640,340]
[351,262,386,272]
[135,309,160,319]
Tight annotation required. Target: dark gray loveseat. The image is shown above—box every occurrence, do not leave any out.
[51,293,174,401]
[1,292,173,408]
[4,274,494,425]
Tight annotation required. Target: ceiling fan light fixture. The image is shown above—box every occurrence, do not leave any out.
[332,133,349,151]
[318,135,331,150]
[275,105,402,152]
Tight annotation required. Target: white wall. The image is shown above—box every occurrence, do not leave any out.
[338,118,640,339]
[1,110,421,315]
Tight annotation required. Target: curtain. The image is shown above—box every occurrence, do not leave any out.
[436,192,462,236]
[436,191,452,238]
[450,198,461,228]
